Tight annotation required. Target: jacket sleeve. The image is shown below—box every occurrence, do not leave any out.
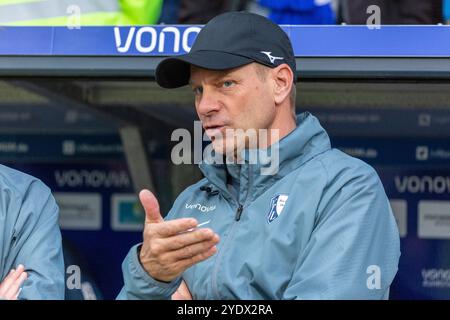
[283,161,401,300]
[116,244,182,300]
[116,184,198,300]
[13,180,65,300]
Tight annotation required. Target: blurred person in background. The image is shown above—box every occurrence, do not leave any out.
[0,0,163,26]
[159,0,182,24]
[0,165,64,299]
[339,0,443,24]
[178,0,249,24]
[258,0,336,24]
[445,0,450,23]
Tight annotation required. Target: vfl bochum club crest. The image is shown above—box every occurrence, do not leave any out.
[267,194,289,223]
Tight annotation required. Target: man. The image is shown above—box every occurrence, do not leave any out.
[259,0,336,24]
[446,0,450,24]
[340,0,443,25]
[118,11,400,300]
[0,165,64,299]
[178,0,249,23]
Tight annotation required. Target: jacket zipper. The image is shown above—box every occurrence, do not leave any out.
[235,204,243,221]
[211,164,253,298]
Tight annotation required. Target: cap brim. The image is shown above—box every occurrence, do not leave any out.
[155,51,254,88]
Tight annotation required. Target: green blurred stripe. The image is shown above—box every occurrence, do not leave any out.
[0,0,119,23]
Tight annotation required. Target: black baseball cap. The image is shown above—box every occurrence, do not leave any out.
[155,11,296,88]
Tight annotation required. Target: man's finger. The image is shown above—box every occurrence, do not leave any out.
[140,189,163,224]
[176,246,218,271]
[151,218,199,238]
[4,272,27,300]
[172,280,192,300]
[178,280,192,299]
[162,230,219,251]
[162,237,219,261]
[0,265,25,291]
[13,288,22,301]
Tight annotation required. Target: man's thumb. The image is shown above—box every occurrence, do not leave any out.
[139,189,163,223]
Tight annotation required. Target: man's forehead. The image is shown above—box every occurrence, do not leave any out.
[189,63,254,84]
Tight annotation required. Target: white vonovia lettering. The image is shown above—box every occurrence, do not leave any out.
[55,170,131,188]
[114,26,201,54]
[422,268,450,288]
[395,175,450,194]
[185,203,216,213]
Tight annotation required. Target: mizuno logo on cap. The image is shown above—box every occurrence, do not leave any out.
[260,51,284,64]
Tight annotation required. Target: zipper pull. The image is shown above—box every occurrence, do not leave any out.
[235,205,243,221]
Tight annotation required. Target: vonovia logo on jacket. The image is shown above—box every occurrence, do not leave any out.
[185,202,216,213]
[267,194,289,223]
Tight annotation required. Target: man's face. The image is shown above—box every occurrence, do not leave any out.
[189,63,276,156]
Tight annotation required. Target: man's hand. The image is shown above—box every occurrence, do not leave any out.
[138,189,220,283]
[172,280,193,300]
[0,265,28,300]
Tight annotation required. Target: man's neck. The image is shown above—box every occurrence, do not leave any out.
[263,111,297,148]
[228,114,296,162]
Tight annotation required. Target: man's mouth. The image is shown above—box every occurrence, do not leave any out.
[204,125,227,138]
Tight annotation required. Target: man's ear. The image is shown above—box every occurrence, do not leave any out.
[272,64,294,105]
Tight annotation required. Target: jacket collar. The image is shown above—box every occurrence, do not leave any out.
[198,112,331,203]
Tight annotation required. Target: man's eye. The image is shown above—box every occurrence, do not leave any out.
[193,87,203,95]
[222,81,235,88]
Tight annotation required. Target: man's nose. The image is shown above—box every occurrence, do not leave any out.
[196,89,221,116]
